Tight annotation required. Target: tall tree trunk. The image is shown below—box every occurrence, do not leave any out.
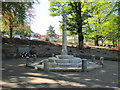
[78,34,84,49]
[78,28,84,49]
[9,25,13,40]
[95,35,99,46]
[78,2,84,49]
[70,2,84,49]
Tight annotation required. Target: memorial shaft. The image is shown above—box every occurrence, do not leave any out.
[61,13,67,55]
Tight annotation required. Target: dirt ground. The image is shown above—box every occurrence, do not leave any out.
[2,57,119,89]
[2,38,119,61]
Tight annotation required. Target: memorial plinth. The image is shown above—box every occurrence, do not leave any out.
[26,12,103,72]
[47,12,83,68]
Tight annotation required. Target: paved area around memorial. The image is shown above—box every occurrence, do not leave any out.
[2,58,119,89]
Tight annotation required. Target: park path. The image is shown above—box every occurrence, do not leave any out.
[2,58,119,89]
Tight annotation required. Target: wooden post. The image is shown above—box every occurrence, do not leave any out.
[91,55,95,62]
[82,59,87,72]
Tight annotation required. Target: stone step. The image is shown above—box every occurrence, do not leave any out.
[49,67,82,71]
[56,55,74,59]
[28,64,44,69]
[49,62,82,66]
[48,57,82,63]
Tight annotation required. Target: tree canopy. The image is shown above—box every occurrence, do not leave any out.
[49,1,119,47]
[46,25,56,38]
[2,1,35,39]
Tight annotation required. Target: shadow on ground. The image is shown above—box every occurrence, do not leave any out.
[2,58,118,89]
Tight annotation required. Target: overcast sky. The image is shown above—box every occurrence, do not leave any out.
[31,0,62,35]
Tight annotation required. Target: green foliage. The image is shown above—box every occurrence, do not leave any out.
[2,22,32,38]
[2,2,33,26]
[83,2,119,45]
[49,1,71,16]
[49,1,119,46]
[46,25,56,38]
[2,1,35,38]
[49,1,93,49]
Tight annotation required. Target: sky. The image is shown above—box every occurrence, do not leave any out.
[31,0,62,35]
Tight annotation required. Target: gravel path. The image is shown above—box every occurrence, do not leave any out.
[2,58,119,89]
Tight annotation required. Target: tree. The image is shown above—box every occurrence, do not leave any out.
[68,2,92,49]
[68,2,83,49]
[2,2,34,39]
[13,24,32,38]
[49,1,119,47]
[102,14,119,46]
[46,25,56,38]
[83,2,118,46]
[49,1,91,49]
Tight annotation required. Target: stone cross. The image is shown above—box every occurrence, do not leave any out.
[61,12,68,56]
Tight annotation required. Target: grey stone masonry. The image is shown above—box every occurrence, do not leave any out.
[61,12,67,56]
[44,59,49,72]
[82,59,87,72]
[91,55,95,62]
[26,56,30,66]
